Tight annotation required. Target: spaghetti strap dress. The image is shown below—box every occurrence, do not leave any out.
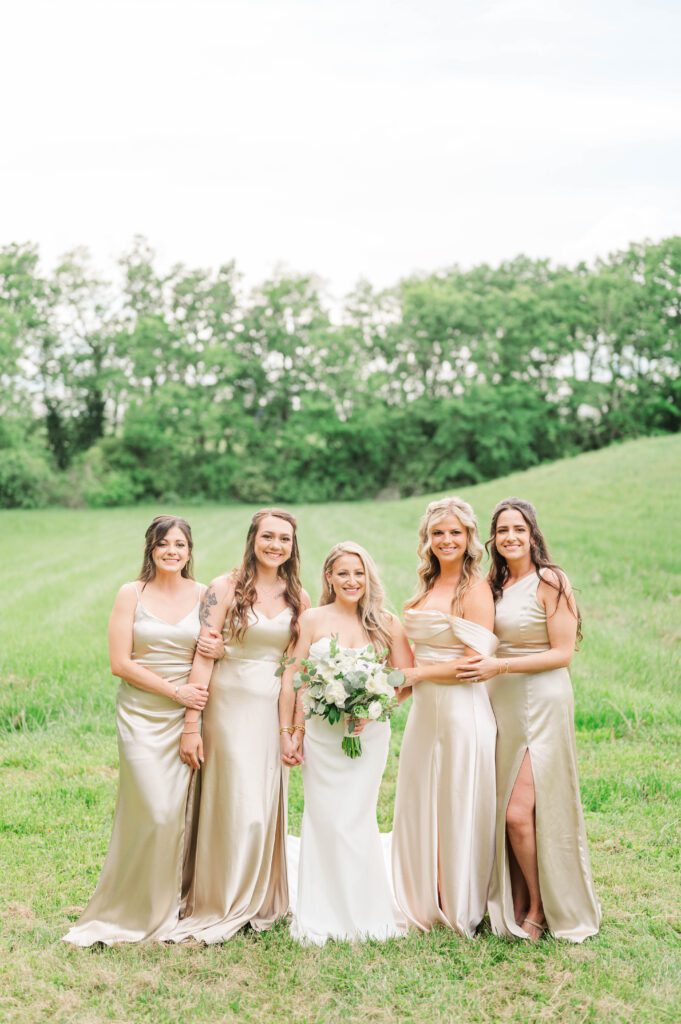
[165,609,290,943]
[63,584,202,945]
[486,571,601,942]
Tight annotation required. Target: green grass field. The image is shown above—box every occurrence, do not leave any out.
[1,435,679,1024]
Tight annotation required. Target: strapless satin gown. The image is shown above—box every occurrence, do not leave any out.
[289,637,404,944]
[486,572,601,942]
[63,587,202,945]
[392,611,498,936]
[166,609,290,942]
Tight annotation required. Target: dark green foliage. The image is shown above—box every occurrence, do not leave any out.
[0,237,679,506]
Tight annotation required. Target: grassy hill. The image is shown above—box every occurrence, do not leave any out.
[1,435,679,1023]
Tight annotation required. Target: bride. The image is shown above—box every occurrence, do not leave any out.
[279,541,412,944]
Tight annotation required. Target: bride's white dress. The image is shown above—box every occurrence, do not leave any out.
[288,637,405,944]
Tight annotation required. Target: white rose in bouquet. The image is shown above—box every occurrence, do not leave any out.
[301,689,318,714]
[366,671,394,697]
[324,679,347,708]
[367,700,383,720]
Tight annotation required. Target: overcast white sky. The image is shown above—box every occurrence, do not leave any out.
[2,0,680,297]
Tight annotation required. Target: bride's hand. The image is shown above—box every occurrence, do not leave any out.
[280,731,300,766]
[346,715,367,735]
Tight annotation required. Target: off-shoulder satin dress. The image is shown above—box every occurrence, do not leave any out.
[486,571,601,942]
[289,637,404,945]
[166,609,290,943]
[392,611,498,936]
[63,585,202,945]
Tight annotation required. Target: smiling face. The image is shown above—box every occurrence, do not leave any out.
[253,515,294,571]
[326,552,366,605]
[428,514,468,567]
[152,525,191,575]
[494,508,532,564]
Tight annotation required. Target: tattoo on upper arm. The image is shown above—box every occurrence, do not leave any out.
[200,586,219,626]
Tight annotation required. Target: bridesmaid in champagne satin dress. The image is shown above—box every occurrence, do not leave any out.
[392,497,498,937]
[167,508,308,943]
[64,516,222,946]
[457,498,601,942]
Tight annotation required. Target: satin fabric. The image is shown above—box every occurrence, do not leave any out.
[166,609,290,943]
[290,638,405,944]
[392,612,498,937]
[63,587,202,946]
[486,572,601,942]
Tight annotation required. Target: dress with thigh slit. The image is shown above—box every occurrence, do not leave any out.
[391,612,498,937]
[486,571,601,942]
[164,609,290,943]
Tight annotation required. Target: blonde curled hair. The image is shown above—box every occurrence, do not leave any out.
[404,496,484,615]
[320,541,393,653]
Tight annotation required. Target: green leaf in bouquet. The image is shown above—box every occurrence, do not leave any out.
[274,653,295,678]
[387,669,405,688]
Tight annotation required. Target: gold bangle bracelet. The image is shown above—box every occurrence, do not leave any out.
[279,726,295,735]
[293,724,306,733]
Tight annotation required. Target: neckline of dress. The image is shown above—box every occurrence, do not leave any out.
[249,606,291,622]
[503,569,539,592]
[405,607,463,622]
[138,599,200,627]
[310,635,371,651]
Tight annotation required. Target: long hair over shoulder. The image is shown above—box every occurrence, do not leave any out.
[486,497,582,640]
[404,497,484,615]
[320,541,393,653]
[138,515,194,586]
[225,508,303,649]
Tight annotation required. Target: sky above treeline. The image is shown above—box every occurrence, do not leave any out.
[3,0,680,297]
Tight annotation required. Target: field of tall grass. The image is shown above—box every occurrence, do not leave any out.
[1,435,679,1023]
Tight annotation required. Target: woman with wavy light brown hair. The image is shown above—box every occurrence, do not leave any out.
[457,498,600,942]
[165,508,310,943]
[64,515,224,946]
[391,496,499,938]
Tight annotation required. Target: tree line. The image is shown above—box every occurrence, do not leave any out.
[1,236,679,508]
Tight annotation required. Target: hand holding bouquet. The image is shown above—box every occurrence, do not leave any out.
[293,636,404,758]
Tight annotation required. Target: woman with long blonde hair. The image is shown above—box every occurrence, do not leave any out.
[391,496,498,937]
[279,541,412,944]
[165,508,310,943]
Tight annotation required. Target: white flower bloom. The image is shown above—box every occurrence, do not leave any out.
[324,680,347,708]
[368,700,383,720]
[301,690,318,713]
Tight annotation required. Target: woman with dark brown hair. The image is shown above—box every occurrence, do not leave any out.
[63,515,223,946]
[456,498,601,942]
[167,508,309,943]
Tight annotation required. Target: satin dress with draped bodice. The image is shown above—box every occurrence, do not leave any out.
[63,585,202,945]
[392,611,498,937]
[289,637,405,945]
[486,571,601,942]
[166,608,290,943]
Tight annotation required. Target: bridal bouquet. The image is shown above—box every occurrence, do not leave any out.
[293,636,404,758]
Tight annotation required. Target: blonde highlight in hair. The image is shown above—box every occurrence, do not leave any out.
[320,541,393,653]
[405,496,483,615]
[225,508,303,649]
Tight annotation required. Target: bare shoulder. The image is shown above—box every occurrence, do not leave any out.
[300,589,312,611]
[539,567,572,593]
[462,576,494,610]
[114,582,138,608]
[206,572,237,603]
[301,605,325,620]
